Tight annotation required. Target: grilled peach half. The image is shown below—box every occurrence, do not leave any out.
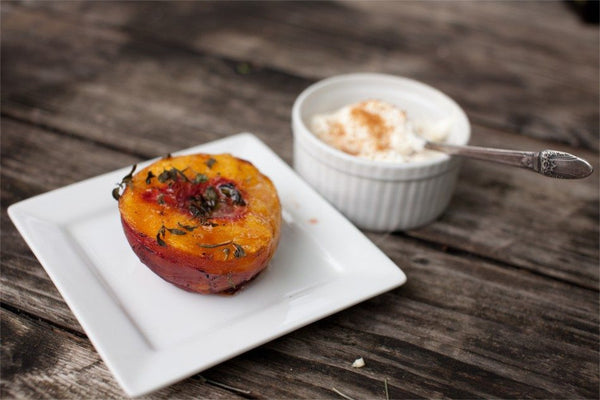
[115,153,281,294]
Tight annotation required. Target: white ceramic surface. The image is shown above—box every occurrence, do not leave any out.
[8,133,406,397]
[292,73,471,231]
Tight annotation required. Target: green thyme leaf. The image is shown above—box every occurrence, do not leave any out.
[158,167,190,183]
[112,164,137,200]
[204,186,218,202]
[123,164,137,185]
[197,240,232,249]
[158,169,171,183]
[194,173,208,184]
[177,222,198,231]
[173,167,190,182]
[166,228,187,235]
[146,171,155,184]
[156,225,167,246]
[206,158,216,169]
[233,243,245,258]
[219,183,245,206]
[189,203,202,218]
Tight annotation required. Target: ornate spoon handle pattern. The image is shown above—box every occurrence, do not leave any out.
[425,142,594,179]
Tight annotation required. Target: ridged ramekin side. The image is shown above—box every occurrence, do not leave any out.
[294,139,461,231]
[291,73,470,231]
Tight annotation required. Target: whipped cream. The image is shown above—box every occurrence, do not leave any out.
[310,100,451,162]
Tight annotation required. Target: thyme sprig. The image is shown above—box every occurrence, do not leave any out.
[146,171,155,184]
[197,241,246,258]
[205,157,216,169]
[156,224,189,246]
[197,240,232,249]
[166,227,187,235]
[218,183,246,206]
[156,225,167,247]
[189,186,218,222]
[158,167,190,183]
[177,222,199,232]
[233,243,246,258]
[155,223,244,258]
[194,173,208,184]
[112,164,137,201]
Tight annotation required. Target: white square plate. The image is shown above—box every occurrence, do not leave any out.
[8,133,406,397]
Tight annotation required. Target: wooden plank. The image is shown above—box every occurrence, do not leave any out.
[3,213,597,398]
[0,119,598,398]
[1,120,597,398]
[11,0,599,151]
[1,3,300,161]
[1,3,598,287]
[409,125,599,289]
[2,118,597,309]
[0,307,244,399]
[239,233,599,399]
[1,118,142,332]
[216,234,598,399]
[2,3,598,399]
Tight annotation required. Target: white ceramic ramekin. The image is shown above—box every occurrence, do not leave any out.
[291,73,470,231]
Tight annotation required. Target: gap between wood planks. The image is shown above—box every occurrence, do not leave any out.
[1,301,88,340]
[0,111,150,161]
[4,1,598,152]
[389,232,599,293]
[1,306,253,399]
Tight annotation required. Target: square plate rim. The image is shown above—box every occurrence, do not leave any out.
[8,132,407,397]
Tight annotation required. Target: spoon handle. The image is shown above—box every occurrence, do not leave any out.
[425,142,593,179]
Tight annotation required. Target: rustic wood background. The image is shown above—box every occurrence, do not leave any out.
[2,1,598,398]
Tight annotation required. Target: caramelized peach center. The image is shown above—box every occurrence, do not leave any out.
[142,177,247,221]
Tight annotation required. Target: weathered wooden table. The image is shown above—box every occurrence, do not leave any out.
[2,2,598,398]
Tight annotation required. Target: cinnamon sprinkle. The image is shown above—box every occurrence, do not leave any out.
[310,99,450,162]
[350,105,391,151]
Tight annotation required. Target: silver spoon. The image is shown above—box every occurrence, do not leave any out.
[424,142,594,179]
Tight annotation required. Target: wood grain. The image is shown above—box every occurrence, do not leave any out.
[1,4,597,287]
[12,0,599,150]
[410,125,599,289]
[1,1,598,398]
[1,2,300,160]
[1,118,142,332]
[0,308,245,399]
[3,214,597,398]
[206,230,598,398]
[1,119,597,398]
